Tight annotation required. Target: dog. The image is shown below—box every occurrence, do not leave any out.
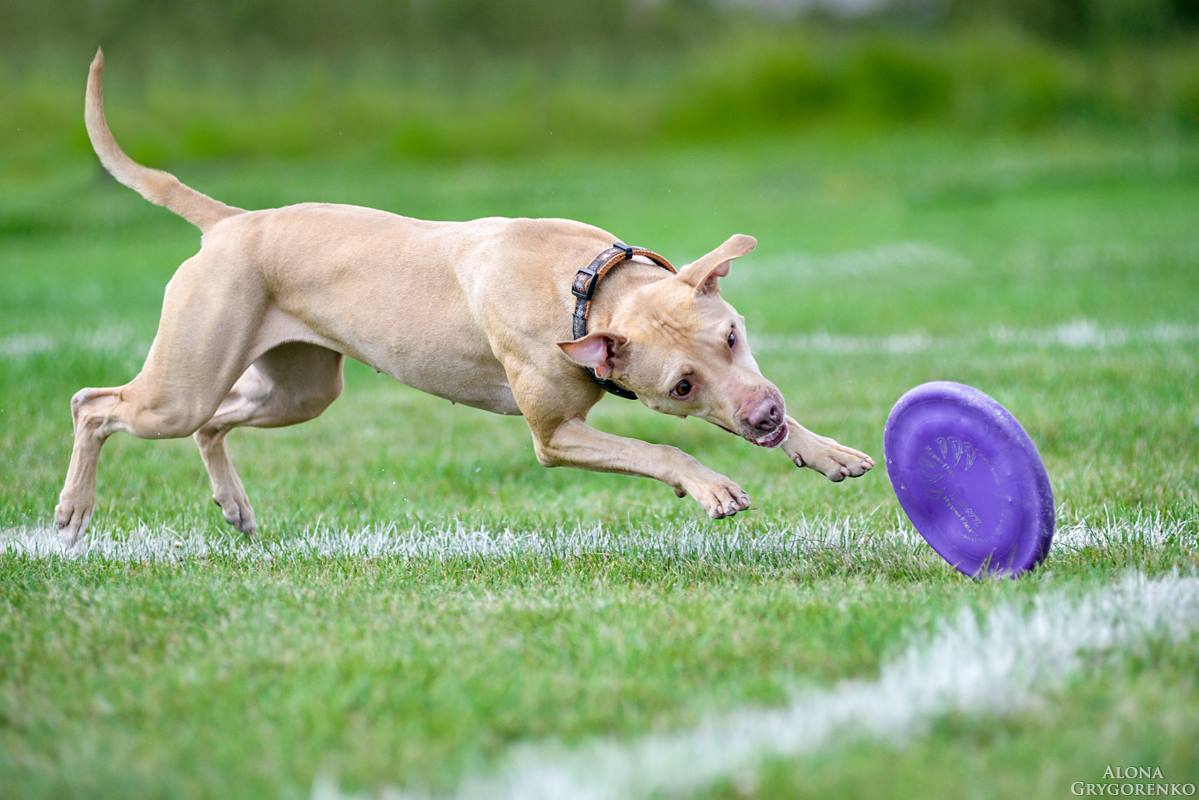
[55,49,873,545]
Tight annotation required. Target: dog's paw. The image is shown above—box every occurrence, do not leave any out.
[791,435,874,482]
[54,493,94,547]
[680,472,751,519]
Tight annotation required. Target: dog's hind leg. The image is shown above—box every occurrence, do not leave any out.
[193,343,344,536]
[55,251,267,545]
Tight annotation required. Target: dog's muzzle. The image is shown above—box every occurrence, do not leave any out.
[740,393,787,448]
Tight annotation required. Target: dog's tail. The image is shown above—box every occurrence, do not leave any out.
[85,48,244,232]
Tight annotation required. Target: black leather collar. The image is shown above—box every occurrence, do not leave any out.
[570,242,676,399]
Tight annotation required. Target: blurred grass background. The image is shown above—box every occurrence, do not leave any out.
[2,0,1198,185]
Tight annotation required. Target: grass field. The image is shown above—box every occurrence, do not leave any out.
[1,124,1198,798]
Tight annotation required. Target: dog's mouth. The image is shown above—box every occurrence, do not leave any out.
[748,423,789,449]
[712,418,789,449]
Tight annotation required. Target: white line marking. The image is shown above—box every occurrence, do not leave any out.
[0,332,56,358]
[1053,509,1195,549]
[319,572,1199,800]
[1,510,1190,562]
[758,330,935,354]
[0,517,918,562]
[745,242,968,280]
[991,320,1199,349]
[757,319,1199,355]
[0,326,142,360]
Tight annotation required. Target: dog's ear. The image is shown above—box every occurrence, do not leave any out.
[557,331,629,379]
[676,234,756,296]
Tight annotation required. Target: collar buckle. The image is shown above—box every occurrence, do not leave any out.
[571,268,598,301]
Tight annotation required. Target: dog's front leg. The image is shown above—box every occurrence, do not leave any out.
[782,415,874,482]
[534,418,751,519]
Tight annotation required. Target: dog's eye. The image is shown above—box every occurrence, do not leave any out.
[727,330,737,349]
[671,379,693,399]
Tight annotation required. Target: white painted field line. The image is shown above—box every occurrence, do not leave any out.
[0,517,915,562]
[0,326,142,360]
[319,572,1199,800]
[1053,508,1196,550]
[0,332,57,358]
[0,511,1189,562]
[744,241,968,281]
[1,511,1189,563]
[756,318,1199,355]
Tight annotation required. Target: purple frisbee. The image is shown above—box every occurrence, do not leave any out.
[884,381,1054,578]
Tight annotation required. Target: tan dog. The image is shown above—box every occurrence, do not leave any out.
[55,50,873,545]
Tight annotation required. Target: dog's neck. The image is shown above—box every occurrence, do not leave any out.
[583,258,670,332]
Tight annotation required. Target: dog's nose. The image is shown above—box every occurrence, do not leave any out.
[743,397,783,432]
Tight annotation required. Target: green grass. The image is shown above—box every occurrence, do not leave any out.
[4,27,1199,174]
[1,128,1197,798]
[704,648,1199,799]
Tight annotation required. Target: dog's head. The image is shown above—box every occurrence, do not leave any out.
[559,234,788,448]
